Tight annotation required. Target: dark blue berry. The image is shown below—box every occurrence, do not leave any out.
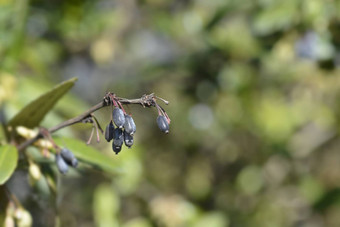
[113,128,124,148]
[157,115,169,133]
[105,121,115,142]
[56,153,68,174]
[112,107,125,128]
[60,148,78,168]
[123,115,136,135]
[112,143,122,154]
[124,130,134,148]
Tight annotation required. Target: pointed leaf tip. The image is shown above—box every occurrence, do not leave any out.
[6,77,78,138]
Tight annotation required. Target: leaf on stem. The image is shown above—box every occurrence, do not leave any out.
[6,77,78,138]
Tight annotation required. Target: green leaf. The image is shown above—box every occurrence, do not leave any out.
[54,137,121,174]
[6,77,77,133]
[0,144,18,185]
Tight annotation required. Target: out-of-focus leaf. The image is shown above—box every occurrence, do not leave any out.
[93,184,119,227]
[54,137,120,174]
[236,165,263,195]
[299,176,324,204]
[0,144,18,185]
[114,147,143,195]
[0,72,17,106]
[6,77,77,136]
[185,158,212,199]
[13,77,88,118]
[252,94,296,142]
[210,17,260,58]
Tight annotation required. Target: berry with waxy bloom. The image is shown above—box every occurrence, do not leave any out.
[112,107,125,128]
[60,148,78,167]
[123,114,136,135]
[56,153,68,174]
[124,130,134,148]
[105,121,115,142]
[113,127,124,147]
[112,142,122,154]
[157,115,169,133]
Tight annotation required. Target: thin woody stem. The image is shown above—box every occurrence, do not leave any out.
[117,101,126,114]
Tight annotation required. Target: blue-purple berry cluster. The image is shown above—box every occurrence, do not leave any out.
[105,104,169,154]
[55,148,78,174]
[105,109,137,154]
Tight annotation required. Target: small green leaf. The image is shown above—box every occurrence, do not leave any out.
[54,137,120,174]
[0,144,18,185]
[6,77,77,134]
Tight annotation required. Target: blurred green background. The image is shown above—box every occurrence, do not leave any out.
[1,0,340,226]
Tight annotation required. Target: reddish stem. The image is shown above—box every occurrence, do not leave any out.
[117,101,127,114]
[86,127,94,145]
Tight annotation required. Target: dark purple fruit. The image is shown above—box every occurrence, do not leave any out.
[157,115,169,133]
[56,153,68,174]
[60,148,78,167]
[112,143,122,154]
[123,114,136,135]
[124,131,134,148]
[112,128,124,154]
[113,128,124,148]
[105,121,115,142]
[112,107,125,128]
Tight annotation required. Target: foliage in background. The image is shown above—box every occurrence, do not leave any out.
[1,0,340,226]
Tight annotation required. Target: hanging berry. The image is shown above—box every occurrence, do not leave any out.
[112,107,125,128]
[157,115,170,134]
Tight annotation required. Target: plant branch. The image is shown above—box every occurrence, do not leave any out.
[17,93,167,152]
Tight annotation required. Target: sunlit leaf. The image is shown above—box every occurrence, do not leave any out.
[0,144,18,185]
[6,77,77,136]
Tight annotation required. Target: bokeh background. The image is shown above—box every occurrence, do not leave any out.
[1,0,340,226]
